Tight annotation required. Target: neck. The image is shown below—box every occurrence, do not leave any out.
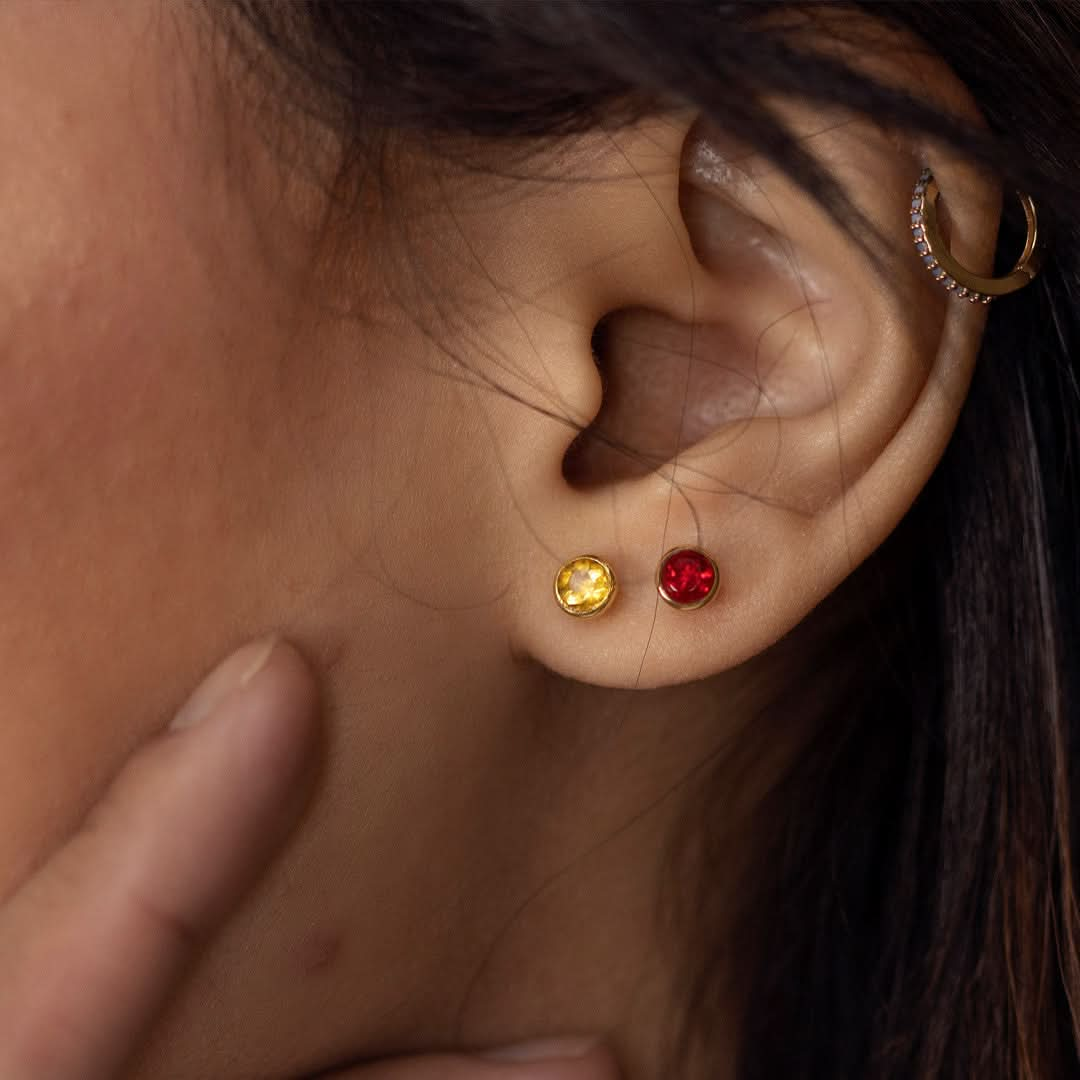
[131,586,804,1078]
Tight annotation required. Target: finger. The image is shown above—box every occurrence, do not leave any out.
[0,637,321,1080]
[319,1041,622,1080]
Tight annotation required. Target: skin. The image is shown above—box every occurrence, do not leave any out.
[0,3,996,1078]
[0,634,620,1080]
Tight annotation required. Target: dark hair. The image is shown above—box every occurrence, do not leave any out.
[217,3,1080,1077]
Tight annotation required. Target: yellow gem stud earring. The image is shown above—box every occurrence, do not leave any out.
[554,555,617,617]
[911,167,1045,302]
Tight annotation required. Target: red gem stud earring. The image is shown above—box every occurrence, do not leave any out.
[656,546,719,610]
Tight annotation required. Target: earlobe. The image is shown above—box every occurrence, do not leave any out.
[491,95,1000,691]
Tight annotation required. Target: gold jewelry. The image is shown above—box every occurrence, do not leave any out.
[554,555,617,617]
[656,547,719,610]
[911,167,1044,303]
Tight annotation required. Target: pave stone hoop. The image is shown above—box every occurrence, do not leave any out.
[911,167,1044,303]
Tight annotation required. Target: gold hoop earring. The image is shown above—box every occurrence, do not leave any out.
[911,167,1044,303]
[554,555,617,617]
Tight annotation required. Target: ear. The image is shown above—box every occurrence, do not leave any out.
[461,50,999,690]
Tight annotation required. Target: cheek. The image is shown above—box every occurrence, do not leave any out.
[0,2,329,905]
[0,0,340,895]
[0,238,252,891]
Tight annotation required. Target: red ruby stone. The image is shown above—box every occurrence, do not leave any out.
[658,548,717,607]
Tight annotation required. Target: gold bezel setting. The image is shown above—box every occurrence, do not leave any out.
[656,546,719,611]
[553,555,618,617]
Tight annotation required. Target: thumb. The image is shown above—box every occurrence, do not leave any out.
[0,636,321,1080]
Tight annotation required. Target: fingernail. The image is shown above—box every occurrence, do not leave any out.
[478,1035,601,1063]
[170,636,280,731]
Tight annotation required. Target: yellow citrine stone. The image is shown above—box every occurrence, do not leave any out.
[553,555,617,617]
